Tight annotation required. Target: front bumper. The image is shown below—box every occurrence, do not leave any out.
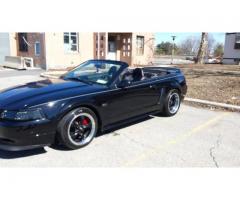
[0,119,56,151]
[0,143,46,151]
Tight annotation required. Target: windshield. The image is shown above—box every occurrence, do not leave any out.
[63,60,123,85]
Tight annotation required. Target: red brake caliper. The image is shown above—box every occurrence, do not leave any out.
[82,118,89,126]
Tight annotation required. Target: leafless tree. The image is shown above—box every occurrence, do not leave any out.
[196,32,208,64]
[146,38,155,65]
[207,33,216,56]
[179,36,200,55]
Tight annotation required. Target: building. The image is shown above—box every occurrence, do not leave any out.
[0,32,154,70]
[0,33,17,64]
[222,32,240,64]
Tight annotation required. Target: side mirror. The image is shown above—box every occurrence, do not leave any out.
[118,80,132,88]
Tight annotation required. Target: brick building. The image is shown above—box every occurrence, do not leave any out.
[0,32,155,70]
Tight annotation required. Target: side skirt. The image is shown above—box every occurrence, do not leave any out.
[101,110,160,134]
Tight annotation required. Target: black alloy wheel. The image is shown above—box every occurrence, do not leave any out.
[57,107,98,150]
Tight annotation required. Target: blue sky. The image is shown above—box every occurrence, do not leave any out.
[154,32,225,45]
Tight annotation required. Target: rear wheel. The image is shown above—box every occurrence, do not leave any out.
[57,107,98,150]
[162,89,181,116]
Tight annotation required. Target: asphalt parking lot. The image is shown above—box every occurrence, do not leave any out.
[153,57,194,65]
[0,68,44,90]
[0,69,240,167]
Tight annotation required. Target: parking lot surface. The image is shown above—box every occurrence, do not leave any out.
[153,57,194,65]
[0,69,240,167]
[0,68,44,90]
[0,105,239,167]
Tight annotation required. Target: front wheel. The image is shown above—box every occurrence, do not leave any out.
[57,107,98,150]
[162,89,181,116]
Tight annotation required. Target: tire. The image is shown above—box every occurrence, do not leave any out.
[57,107,98,150]
[162,89,181,117]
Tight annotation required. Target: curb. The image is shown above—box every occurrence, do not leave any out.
[40,71,67,79]
[185,97,240,111]
[40,73,60,79]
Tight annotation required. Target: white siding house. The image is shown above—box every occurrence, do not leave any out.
[0,33,17,65]
[222,33,240,64]
[0,33,11,65]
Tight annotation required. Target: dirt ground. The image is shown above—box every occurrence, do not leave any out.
[178,64,240,71]
[177,64,240,106]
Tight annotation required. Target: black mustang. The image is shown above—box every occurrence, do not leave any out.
[0,60,187,151]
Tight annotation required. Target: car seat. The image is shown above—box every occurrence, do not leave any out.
[108,66,118,80]
[132,68,144,82]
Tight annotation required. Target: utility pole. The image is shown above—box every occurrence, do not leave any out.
[171,35,176,64]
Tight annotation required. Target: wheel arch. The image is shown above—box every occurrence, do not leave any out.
[165,81,182,94]
[57,103,103,133]
[77,104,102,132]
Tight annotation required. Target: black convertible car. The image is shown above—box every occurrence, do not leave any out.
[0,60,187,151]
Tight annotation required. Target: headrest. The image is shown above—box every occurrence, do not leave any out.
[132,68,144,81]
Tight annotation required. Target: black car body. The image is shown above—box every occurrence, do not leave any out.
[0,60,187,151]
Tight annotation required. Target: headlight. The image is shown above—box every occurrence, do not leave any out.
[0,109,45,121]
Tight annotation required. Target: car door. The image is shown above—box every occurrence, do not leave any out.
[99,80,161,125]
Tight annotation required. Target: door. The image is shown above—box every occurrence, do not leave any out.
[100,81,160,125]
[107,36,117,60]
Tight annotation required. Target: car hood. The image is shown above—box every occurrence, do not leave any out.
[0,78,105,110]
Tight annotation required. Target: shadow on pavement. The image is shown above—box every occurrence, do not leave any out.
[0,113,168,155]
[98,114,158,137]
[51,113,158,151]
[49,144,70,151]
[0,148,47,159]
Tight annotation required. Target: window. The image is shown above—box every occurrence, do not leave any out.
[136,36,144,55]
[63,60,122,85]
[234,33,240,49]
[64,32,78,52]
[18,33,28,52]
[35,42,41,56]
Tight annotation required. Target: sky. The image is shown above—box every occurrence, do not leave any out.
[154,32,225,46]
